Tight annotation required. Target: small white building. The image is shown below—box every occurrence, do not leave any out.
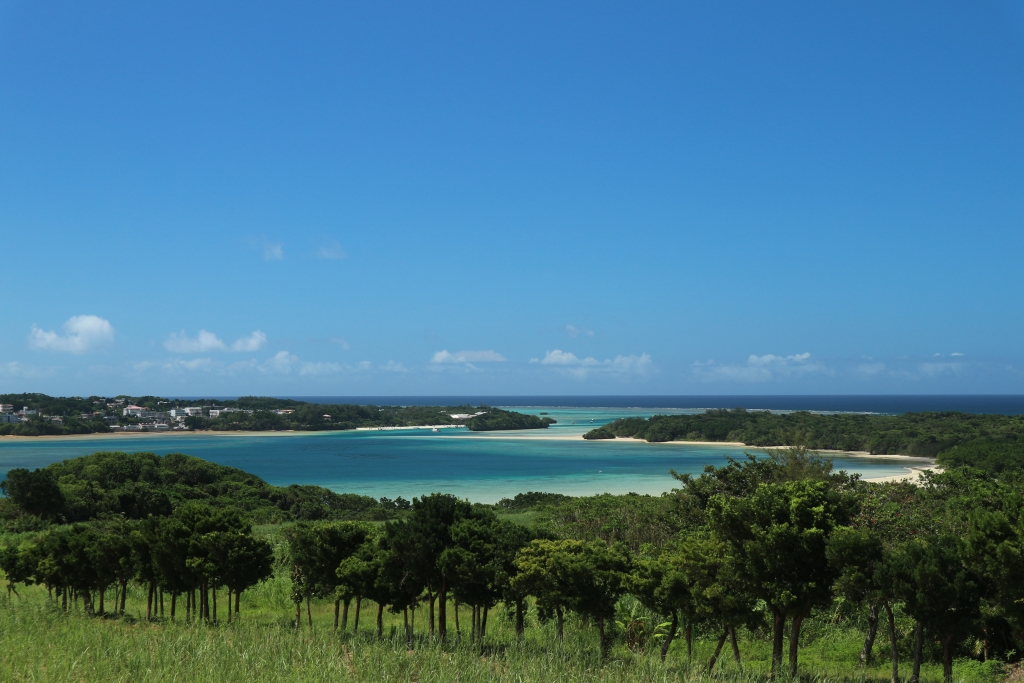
[0,404,13,414]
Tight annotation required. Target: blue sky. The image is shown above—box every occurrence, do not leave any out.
[1,1,1022,396]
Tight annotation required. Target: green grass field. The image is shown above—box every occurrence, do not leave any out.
[0,564,1006,683]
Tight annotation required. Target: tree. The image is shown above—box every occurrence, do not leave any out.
[335,532,398,638]
[512,538,631,654]
[0,540,37,598]
[1,468,65,521]
[286,521,369,629]
[677,534,758,671]
[630,551,694,661]
[708,479,856,678]
[891,535,982,683]
[385,493,478,639]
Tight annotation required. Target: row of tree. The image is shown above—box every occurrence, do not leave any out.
[0,503,272,621]
[281,452,1024,683]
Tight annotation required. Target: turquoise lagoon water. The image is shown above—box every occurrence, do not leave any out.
[0,407,930,503]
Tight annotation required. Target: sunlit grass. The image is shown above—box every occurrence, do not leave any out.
[0,577,999,683]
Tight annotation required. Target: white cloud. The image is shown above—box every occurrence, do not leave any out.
[564,324,594,338]
[258,351,346,376]
[0,361,56,378]
[248,236,284,261]
[381,361,408,372]
[231,330,267,352]
[693,352,828,383]
[317,240,347,260]
[431,350,507,364]
[330,337,351,350]
[164,329,266,353]
[261,351,299,374]
[538,349,601,366]
[856,362,886,376]
[951,352,965,357]
[164,330,226,353]
[299,361,343,377]
[917,362,962,379]
[29,315,115,354]
[263,243,283,260]
[535,349,654,379]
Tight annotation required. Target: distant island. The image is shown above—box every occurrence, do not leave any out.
[583,407,1024,473]
[0,393,552,437]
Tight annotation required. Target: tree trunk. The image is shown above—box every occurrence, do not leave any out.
[227,589,232,623]
[147,582,154,620]
[556,605,564,643]
[481,605,488,639]
[376,603,384,639]
[160,589,164,617]
[515,600,525,640]
[438,578,447,640]
[771,609,786,679]
[342,598,350,631]
[428,589,434,636]
[171,592,176,620]
[910,621,923,683]
[61,586,67,611]
[861,602,880,665]
[212,586,217,623]
[295,600,302,629]
[471,604,477,639]
[660,610,678,662]
[942,634,954,683]
[354,596,361,631]
[334,600,340,631]
[884,602,898,683]
[186,589,191,621]
[306,595,312,628]
[404,607,411,648]
[235,589,239,615]
[707,629,729,672]
[455,599,461,635]
[686,621,693,659]
[121,580,127,615]
[99,587,104,616]
[789,613,805,678]
[731,627,743,670]
[411,604,415,642]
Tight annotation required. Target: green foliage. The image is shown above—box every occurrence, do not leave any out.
[0,451,404,526]
[937,438,1024,474]
[496,491,575,510]
[0,393,542,436]
[584,408,1024,457]
[465,408,550,431]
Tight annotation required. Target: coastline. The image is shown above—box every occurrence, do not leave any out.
[0,430,317,443]
[862,465,941,483]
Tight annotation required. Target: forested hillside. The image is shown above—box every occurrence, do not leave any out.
[0,451,406,527]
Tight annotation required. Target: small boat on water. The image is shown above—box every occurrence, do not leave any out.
[432,427,439,432]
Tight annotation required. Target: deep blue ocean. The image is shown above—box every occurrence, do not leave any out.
[283,395,1024,415]
[0,404,940,503]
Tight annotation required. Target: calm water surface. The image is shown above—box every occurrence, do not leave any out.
[0,407,929,503]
